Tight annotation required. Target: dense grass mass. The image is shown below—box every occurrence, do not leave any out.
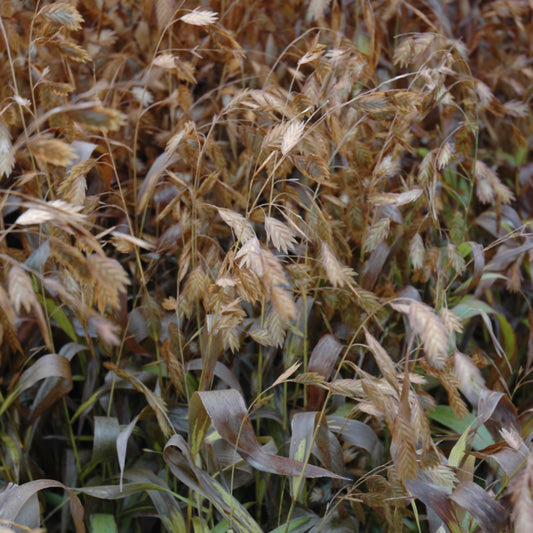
[0,1,532,532]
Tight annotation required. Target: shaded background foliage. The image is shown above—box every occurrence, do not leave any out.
[0,1,532,532]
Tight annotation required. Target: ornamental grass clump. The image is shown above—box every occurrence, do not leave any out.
[0,1,531,532]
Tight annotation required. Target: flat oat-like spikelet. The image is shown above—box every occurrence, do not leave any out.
[260,248,288,288]
[262,121,288,147]
[281,120,305,155]
[370,188,423,207]
[15,199,86,227]
[87,255,130,312]
[39,2,84,31]
[8,264,34,314]
[509,453,533,533]
[474,160,515,205]
[363,218,390,254]
[218,208,255,243]
[27,136,76,167]
[234,266,262,304]
[265,216,297,254]
[392,300,451,369]
[58,159,94,205]
[0,121,14,178]
[307,0,332,22]
[153,53,177,69]
[321,242,355,288]
[56,41,91,63]
[270,285,296,323]
[409,301,451,369]
[8,265,53,351]
[364,330,399,391]
[373,155,400,180]
[180,8,218,26]
[409,233,425,270]
[391,413,419,482]
[266,308,287,347]
[235,237,263,276]
[68,105,126,132]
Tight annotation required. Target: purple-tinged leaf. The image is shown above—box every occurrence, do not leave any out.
[451,481,507,533]
[190,389,346,479]
[0,480,85,533]
[406,480,460,533]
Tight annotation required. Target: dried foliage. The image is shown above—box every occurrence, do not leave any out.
[0,1,532,532]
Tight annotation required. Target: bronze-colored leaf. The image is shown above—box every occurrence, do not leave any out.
[451,481,507,533]
[188,389,346,479]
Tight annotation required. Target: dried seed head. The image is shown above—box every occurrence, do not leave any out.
[218,208,255,243]
[474,160,514,205]
[0,121,14,178]
[265,216,297,254]
[281,121,305,155]
[475,81,493,109]
[393,300,452,369]
[9,265,35,314]
[132,87,154,107]
[39,3,84,31]
[371,188,423,207]
[374,155,400,180]
[408,301,451,369]
[499,427,523,452]
[235,237,263,276]
[153,53,177,69]
[180,8,218,26]
[439,307,463,335]
[321,242,346,288]
[409,234,425,270]
[454,351,486,405]
[271,285,296,323]
[503,100,529,118]
[28,136,76,167]
[57,41,91,63]
[436,142,453,170]
[364,218,390,253]
[69,106,126,132]
[307,0,332,22]
[16,199,85,226]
